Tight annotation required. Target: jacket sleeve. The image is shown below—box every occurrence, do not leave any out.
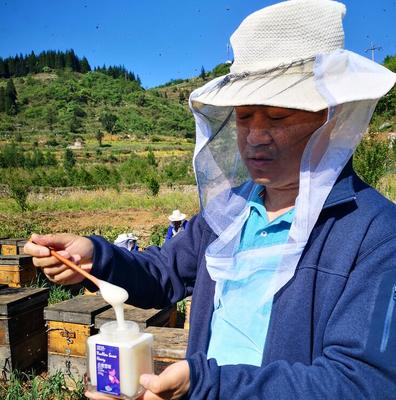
[187,234,396,399]
[85,214,205,309]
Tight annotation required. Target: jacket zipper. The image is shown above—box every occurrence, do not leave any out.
[380,283,396,352]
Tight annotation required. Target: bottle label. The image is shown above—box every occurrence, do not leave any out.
[96,343,121,396]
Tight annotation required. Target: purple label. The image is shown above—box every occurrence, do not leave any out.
[96,344,120,396]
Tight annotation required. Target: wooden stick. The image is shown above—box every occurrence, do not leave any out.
[50,249,100,288]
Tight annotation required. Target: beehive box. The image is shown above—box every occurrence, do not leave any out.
[145,326,188,374]
[0,286,49,378]
[0,255,36,287]
[44,294,111,381]
[0,238,27,256]
[95,303,177,331]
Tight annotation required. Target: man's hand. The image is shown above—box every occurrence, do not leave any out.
[84,361,190,400]
[24,233,94,285]
[139,361,190,400]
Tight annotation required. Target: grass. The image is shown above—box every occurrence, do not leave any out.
[0,370,85,400]
[0,186,199,214]
[377,173,396,201]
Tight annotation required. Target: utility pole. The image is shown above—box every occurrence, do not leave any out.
[365,42,382,62]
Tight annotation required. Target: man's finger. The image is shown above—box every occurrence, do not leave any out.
[32,250,71,268]
[84,390,114,400]
[30,233,73,250]
[140,374,164,395]
[24,241,50,257]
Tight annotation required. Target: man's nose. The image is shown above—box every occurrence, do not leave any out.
[246,129,273,146]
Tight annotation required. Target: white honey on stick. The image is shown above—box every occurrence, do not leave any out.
[98,280,128,330]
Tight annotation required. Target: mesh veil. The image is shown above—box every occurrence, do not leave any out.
[189,50,395,305]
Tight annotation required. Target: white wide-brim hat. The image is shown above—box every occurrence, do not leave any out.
[168,209,186,222]
[114,233,138,243]
[191,0,394,112]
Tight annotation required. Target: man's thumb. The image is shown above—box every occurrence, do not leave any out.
[140,374,162,393]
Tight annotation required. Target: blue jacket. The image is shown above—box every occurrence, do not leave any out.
[87,162,396,399]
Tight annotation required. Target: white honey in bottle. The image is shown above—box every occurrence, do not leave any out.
[86,320,153,399]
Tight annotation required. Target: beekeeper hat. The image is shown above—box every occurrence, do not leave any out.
[192,0,346,112]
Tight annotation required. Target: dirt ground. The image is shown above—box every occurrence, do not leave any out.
[35,208,169,242]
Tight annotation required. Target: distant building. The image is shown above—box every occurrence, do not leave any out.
[67,138,84,149]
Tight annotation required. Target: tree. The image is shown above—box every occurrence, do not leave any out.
[147,148,157,167]
[100,112,118,134]
[0,87,5,112]
[147,176,160,196]
[6,170,31,212]
[46,106,58,131]
[95,130,104,147]
[5,79,17,115]
[200,65,206,79]
[63,148,76,170]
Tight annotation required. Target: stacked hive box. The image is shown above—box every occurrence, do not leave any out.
[44,294,111,383]
[0,238,36,288]
[0,286,49,379]
[0,238,27,256]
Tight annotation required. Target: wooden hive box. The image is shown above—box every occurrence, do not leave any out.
[0,255,36,287]
[95,303,177,331]
[145,326,188,374]
[44,294,111,382]
[0,238,27,256]
[0,286,49,378]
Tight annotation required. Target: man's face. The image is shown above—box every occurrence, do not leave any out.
[236,105,327,189]
[173,220,182,230]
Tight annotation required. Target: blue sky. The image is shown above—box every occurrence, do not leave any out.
[0,0,395,88]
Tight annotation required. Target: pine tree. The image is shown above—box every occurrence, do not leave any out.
[5,79,17,115]
[64,148,76,170]
[200,66,206,79]
[0,58,9,78]
[0,87,5,112]
[80,57,91,73]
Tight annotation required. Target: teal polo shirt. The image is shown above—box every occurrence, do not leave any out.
[207,185,295,366]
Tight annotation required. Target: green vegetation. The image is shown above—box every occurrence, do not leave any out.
[0,370,84,400]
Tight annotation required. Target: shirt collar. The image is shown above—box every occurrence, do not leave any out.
[247,184,295,225]
[323,158,357,209]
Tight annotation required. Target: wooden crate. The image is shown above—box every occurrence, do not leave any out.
[0,255,36,287]
[145,326,188,374]
[0,239,27,256]
[44,294,111,380]
[0,286,49,378]
[95,303,177,331]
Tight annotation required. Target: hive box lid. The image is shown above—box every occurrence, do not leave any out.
[0,238,27,245]
[0,255,33,267]
[44,294,111,325]
[0,287,49,316]
[95,304,172,330]
[145,326,188,359]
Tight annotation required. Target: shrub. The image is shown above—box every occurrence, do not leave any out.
[353,134,391,188]
[6,170,31,212]
[147,176,160,196]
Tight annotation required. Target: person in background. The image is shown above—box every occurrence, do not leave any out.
[165,210,188,241]
[24,1,396,399]
[113,233,139,252]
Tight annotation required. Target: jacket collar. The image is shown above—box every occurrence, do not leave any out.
[323,158,357,209]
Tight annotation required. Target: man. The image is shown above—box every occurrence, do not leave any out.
[165,210,188,241]
[114,233,139,252]
[25,0,396,399]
